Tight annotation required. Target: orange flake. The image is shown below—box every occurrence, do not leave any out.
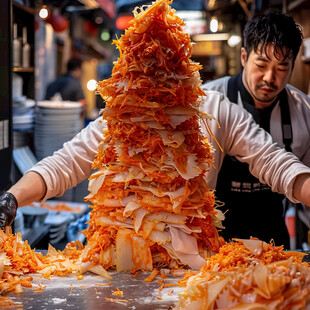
[105,297,129,304]
[95,282,112,286]
[112,287,123,296]
[144,269,159,282]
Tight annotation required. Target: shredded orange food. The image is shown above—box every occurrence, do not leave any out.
[82,0,225,274]
[39,202,82,213]
[144,269,159,282]
[176,239,310,309]
[112,287,123,296]
[104,297,130,304]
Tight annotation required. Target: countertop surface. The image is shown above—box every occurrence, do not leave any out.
[4,254,310,309]
[5,270,185,310]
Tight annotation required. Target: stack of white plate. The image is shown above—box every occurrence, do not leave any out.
[13,109,34,131]
[34,101,82,160]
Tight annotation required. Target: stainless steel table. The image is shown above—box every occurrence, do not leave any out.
[6,270,184,310]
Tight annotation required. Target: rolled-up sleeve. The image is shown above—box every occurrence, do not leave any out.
[29,117,106,201]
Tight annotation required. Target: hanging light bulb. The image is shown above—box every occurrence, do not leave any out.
[228,34,242,47]
[210,16,218,33]
[87,79,98,91]
[39,5,49,20]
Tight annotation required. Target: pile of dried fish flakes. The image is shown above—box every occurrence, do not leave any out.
[175,239,310,310]
[0,230,110,299]
[0,230,36,295]
[85,0,225,273]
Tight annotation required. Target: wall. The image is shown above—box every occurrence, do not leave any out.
[35,19,57,101]
[290,8,310,95]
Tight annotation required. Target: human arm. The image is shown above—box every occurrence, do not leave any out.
[202,91,310,203]
[293,173,310,207]
[8,171,47,207]
[0,117,105,229]
[0,171,47,229]
[201,77,229,96]
[29,117,105,201]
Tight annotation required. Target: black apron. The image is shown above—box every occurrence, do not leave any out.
[216,73,292,249]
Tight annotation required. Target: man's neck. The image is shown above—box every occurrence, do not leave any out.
[254,99,276,110]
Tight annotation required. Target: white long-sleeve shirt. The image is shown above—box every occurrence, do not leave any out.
[29,91,310,203]
[203,78,310,166]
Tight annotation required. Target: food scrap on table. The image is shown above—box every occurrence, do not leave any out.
[175,238,310,309]
[111,287,123,296]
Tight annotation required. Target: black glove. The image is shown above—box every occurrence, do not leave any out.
[0,192,18,231]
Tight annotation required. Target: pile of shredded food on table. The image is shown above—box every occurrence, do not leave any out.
[83,0,225,272]
[176,238,310,310]
[0,227,110,306]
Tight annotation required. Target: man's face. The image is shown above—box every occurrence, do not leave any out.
[241,43,294,109]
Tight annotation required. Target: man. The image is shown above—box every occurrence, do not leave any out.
[45,58,85,103]
[45,58,87,126]
[0,91,310,235]
[202,10,310,248]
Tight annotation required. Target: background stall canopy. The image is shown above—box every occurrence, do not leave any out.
[115,0,205,14]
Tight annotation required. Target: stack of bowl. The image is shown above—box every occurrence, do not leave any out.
[34,101,82,160]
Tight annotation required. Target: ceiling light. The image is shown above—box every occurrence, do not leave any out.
[39,5,49,20]
[228,34,242,47]
[210,17,218,33]
[87,79,97,91]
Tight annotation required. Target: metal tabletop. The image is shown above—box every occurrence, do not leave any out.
[5,270,184,310]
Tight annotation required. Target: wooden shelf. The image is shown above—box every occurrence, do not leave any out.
[13,1,35,15]
[13,67,34,73]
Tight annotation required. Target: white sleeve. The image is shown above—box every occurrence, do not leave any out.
[203,91,310,203]
[28,117,106,201]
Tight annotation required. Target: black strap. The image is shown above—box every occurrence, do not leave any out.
[278,89,293,152]
[227,77,293,152]
[227,75,238,104]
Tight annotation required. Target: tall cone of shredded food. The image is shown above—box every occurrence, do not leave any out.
[84,0,225,271]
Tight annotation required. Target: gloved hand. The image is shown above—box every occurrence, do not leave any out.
[0,192,18,231]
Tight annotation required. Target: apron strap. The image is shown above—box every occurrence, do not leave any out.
[278,89,293,152]
[227,75,239,103]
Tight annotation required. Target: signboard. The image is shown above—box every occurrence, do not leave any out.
[191,40,222,56]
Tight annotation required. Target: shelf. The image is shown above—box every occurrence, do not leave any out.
[13,1,35,15]
[13,67,34,73]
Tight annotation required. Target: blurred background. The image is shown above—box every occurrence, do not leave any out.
[1,0,310,248]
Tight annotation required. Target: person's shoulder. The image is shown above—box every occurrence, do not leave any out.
[202,90,229,110]
[89,115,107,128]
[201,76,230,91]
[204,89,225,98]
[66,75,80,85]
[286,84,310,102]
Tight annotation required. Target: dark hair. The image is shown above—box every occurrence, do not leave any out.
[67,58,82,72]
[243,10,303,63]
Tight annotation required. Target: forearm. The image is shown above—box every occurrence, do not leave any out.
[7,171,47,207]
[293,173,310,207]
[29,118,104,200]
